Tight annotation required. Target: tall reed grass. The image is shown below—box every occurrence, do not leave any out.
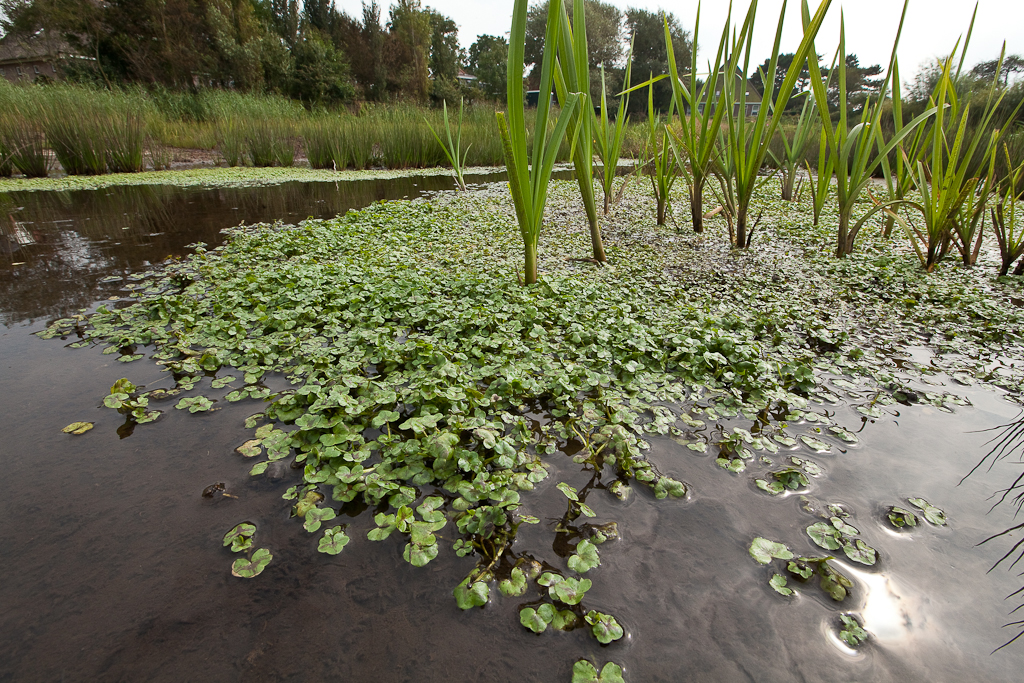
[0,76,627,179]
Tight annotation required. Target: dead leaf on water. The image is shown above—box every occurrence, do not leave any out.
[62,422,94,435]
[235,439,262,457]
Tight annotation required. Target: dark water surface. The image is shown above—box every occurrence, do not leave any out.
[2,174,1024,682]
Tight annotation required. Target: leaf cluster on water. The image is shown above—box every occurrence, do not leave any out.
[39,176,1024,665]
[749,535,856,602]
[223,522,272,578]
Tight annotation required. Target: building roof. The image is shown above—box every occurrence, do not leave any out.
[0,29,75,65]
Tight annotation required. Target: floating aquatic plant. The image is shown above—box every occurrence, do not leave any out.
[908,497,947,526]
[231,547,272,578]
[838,614,868,646]
[572,659,624,683]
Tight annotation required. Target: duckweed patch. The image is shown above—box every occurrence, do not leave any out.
[0,164,509,194]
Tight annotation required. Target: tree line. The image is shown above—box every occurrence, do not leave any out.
[0,0,694,111]
[1,0,1020,119]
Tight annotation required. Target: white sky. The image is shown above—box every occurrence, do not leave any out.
[332,0,1024,79]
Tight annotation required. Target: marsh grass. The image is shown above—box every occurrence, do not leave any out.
[146,141,173,171]
[3,121,50,178]
[302,117,341,170]
[0,132,13,178]
[991,145,1024,276]
[245,119,295,167]
[643,84,679,226]
[39,89,108,176]
[107,111,146,174]
[426,98,470,189]
[376,106,443,168]
[216,119,246,167]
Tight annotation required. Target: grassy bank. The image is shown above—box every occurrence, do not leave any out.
[0,81,647,179]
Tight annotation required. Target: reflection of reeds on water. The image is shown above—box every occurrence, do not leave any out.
[967,411,1024,649]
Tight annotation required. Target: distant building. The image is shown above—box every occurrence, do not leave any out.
[526,90,559,109]
[0,29,79,83]
[456,70,478,88]
[692,70,763,118]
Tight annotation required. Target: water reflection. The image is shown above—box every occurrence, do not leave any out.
[969,411,1024,649]
[2,172,1024,680]
[0,171,532,326]
[843,564,911,641]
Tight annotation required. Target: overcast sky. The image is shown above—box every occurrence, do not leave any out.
[333,0,1023,79]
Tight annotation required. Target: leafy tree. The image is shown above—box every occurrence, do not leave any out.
[623,7,691,113]
[302,0,338,35]
[426,8,459,81]
[970,54,1024,87]
[750,53,808,96]
[827,54,882,111]
[100,0,214,88]
[265,0,300,47]
[524,0,622,82]
[0,0,112,85]
[467,34,507,100]
[342,0,388,100]
[291,30,355,104]
[207,0,291,92]
[389,0,430,101]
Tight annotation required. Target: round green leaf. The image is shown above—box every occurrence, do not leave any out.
[235,439,262,457]
[887,506,917,528]
[799,435,831,452]
[842,539,877,566]
[551,577,591,605]
[550,608,578,631]
[453,579,488,610]
[770,573,793,596]
[500,567,527,597]
[223,522,256,552]
[404,540,439,567]
[831,517,860,537]
[839,614,868,646]
[318,526,350,555]
[807,522,842,550]
[572,660,625,683]
[567,539,601,574]
[909,498,947,526]
[749,537,794,565]
[519,606,550,633]
[231,548,272,578]
[585,610,624,644]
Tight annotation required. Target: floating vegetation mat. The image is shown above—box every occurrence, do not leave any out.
[40,178,1024,674]
[0,164,510,194]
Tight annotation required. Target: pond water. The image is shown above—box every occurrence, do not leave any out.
[2,173,1024,682]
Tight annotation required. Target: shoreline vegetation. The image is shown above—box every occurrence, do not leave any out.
[0,81,649,180]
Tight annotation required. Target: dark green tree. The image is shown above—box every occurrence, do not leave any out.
[302,0,337,35]
[820,54,882,111]
[291,30,355,104]
[388,0,430,101]
[623,8,691,113]
[524,0,622,80]
[467,34,507,100]
[970,54,1024,87]
[426,8,459,81]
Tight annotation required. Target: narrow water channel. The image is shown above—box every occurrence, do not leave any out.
[1,173,1023,681]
